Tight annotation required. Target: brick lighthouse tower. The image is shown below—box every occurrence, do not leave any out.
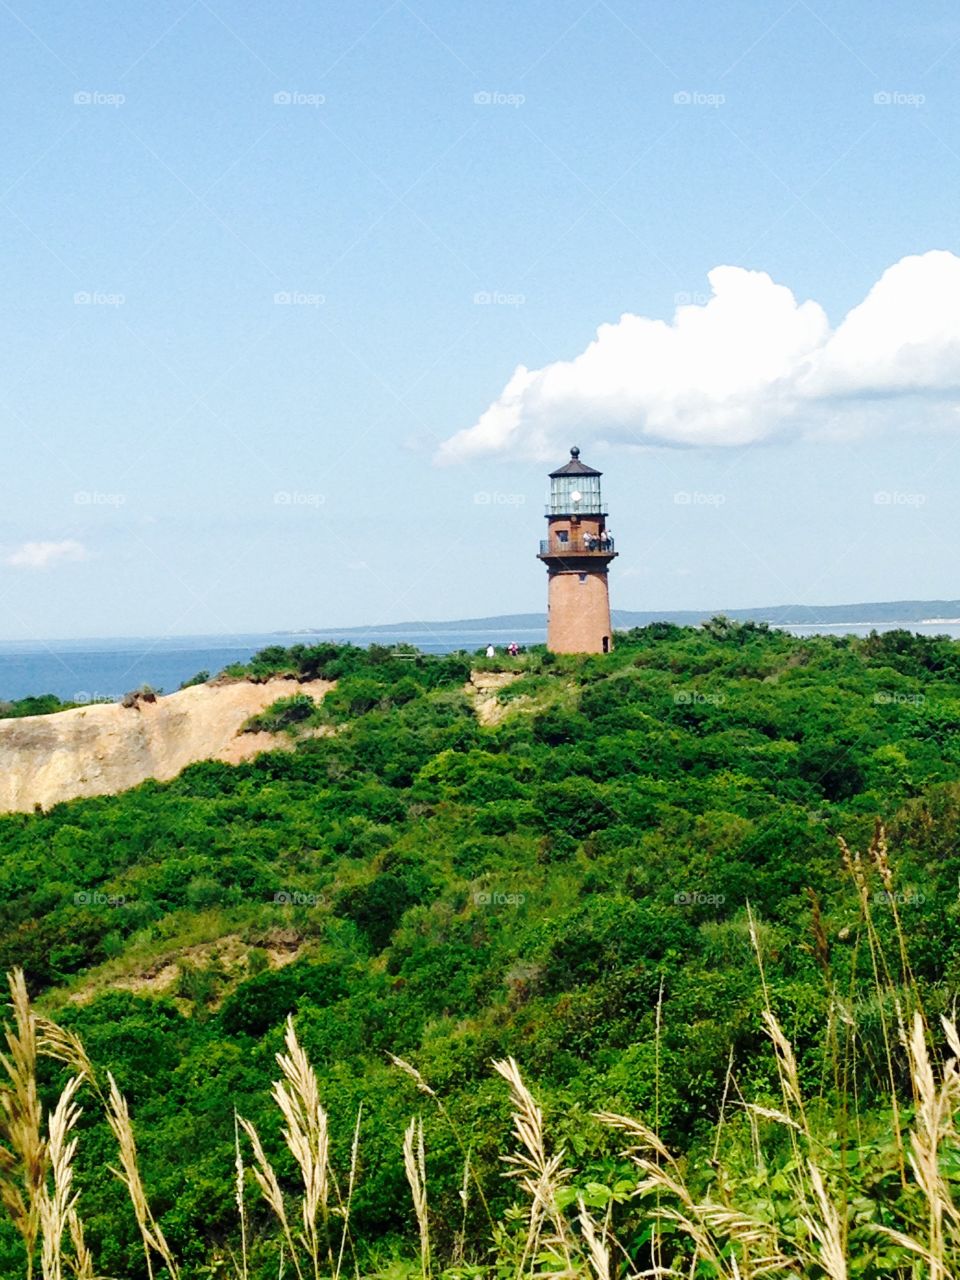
[538,447,617,653]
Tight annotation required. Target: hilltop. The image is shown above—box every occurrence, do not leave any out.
[1,624,960,1276]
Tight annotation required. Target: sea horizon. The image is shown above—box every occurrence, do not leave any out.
[3,616,960,704]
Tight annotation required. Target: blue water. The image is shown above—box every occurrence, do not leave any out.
[2,621,960,704]
[0,629,547,703]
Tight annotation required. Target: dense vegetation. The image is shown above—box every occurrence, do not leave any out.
[2,623,960,1278]
[0,693,78,718]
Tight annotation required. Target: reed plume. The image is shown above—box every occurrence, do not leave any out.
[403,1117,430,1280]
[0,969,46,1278]
[104,1072,180,1280]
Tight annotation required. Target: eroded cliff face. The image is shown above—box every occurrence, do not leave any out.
[0,677,334,813]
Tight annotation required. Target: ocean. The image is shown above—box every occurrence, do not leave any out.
[2,621,960,704]
[0,629,547,703]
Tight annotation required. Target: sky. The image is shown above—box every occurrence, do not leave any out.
[2,0,960,638]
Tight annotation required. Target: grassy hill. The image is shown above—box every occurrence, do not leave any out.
[2,624,960,1278]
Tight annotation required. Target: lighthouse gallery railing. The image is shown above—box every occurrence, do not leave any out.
[539,536,615,556]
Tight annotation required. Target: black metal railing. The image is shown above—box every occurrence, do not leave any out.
[539,536,615,556]
[544,504,608,516]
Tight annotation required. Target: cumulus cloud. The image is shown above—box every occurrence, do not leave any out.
[437,250,960,462]
[5,540,90,570]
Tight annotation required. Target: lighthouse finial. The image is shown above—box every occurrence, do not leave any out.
[570,445,580,459]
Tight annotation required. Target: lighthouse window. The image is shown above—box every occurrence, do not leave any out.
[557,530,568,543]
[578,573,588,583]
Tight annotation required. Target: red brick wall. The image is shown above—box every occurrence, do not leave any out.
[547,569,612,653]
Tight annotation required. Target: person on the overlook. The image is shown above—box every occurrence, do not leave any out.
[486,644,496,658]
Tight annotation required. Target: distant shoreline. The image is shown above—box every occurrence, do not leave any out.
[3,615,960,703]
[291,599,960,636]
[8,598,960,644]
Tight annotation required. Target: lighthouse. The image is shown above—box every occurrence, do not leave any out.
[537,447,617,654]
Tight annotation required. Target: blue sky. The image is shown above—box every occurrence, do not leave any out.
[2,0,960,637]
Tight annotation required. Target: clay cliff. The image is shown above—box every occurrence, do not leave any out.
[0,677,333,813]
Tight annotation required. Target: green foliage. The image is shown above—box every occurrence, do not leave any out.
[241,692,321,735]
[175,957,223,1008]
[2,627,960,1274]
[178,669,211,689]
[219,958,349,1035]
[0,693,76,718]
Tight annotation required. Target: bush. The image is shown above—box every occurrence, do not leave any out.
[219,960,348,1036]
[242,694,319,735]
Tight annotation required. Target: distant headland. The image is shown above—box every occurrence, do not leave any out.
[293,599,960,635]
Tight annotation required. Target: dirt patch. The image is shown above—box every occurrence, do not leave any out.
[464,671,523,726]
[66,932,308,1005]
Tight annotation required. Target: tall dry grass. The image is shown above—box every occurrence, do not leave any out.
[105,1072,182,1280]
[0,970,99,1280]
[402,1117,429,1280]
[0,825,958,1279]
[239,1015,360,1280]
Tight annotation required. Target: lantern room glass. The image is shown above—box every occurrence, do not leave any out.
[547,473,604,515]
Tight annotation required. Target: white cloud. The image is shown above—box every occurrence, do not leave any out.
[5,540,90,570]
[437,250,960,462]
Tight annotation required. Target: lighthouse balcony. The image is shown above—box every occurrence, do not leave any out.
[544,503,608,516]
[539,536,615,557]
